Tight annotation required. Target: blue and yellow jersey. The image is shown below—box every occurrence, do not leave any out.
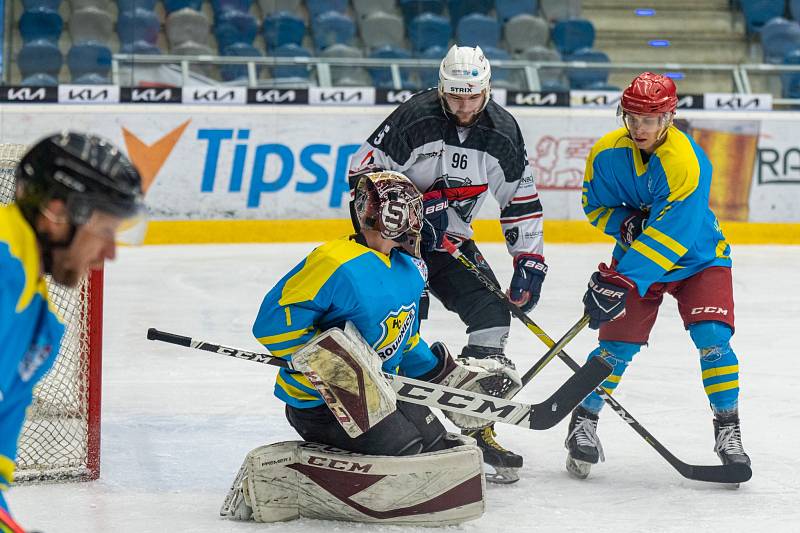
[582,126,731,295]
[252,236,438,409]
[0,204,65,496]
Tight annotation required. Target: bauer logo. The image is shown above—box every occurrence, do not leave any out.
[58,85,120,103]
[310,87,375,105]
[247,88,305,104]
[121,87,181,103]
[183,87,247,105]
[704,93,772,111]
[0,86,56,102]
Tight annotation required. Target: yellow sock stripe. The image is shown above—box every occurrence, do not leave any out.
[601,386,616,395]
[701,364,739,381]
[257,326,313,346]
[642,226,688,256]
[704,380,739,395]
[631,240,675,271]
[605,374,622,384]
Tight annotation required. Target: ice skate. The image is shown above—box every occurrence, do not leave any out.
[468,425,523,484]
[565,406,604,479]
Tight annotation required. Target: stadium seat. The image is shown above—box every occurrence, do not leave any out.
[171,40,216,75]
[741,0,785,33]
[496,0,538,22]
[482,45,512,84]
[23,0,61,11]
[781,48,800,98]
[117,0,158,12]
[220,42,263,81]
[211,0,252,16]
[552,19,595,55]
[399,0,444,23]
[307,0,347,20]
[416,45,446,88]
[564,47,610,89]
[272,42,311,79]
[215,9,259,49]
[369,45,416,89]
[360,11,405,50]
[166,8,211,47]
[17,39,63,78]
[792,0,800,21]
[69,7,114,45]
[518,45,563,87]
[257,0,301,15]
[409,13,451,53]
[263,11,305,50]
[321,43,370,86]
[312,11,356,51]
[540,78,568,92]
[72,0,110,10]
[447,0,492,26]
[21,72,59,85]
[118,8,161,47]
[504,13,548,53]
[352,0,395,20]
[163,0,203,14]
[120,40,162,54]
[456,13,500,49]
[72,72,111,84]
[539,0,581,21]
[760,18,800,64]
[67,40,112,78]
[19,8,63,44]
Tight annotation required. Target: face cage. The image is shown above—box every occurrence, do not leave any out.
[617,106,674,143]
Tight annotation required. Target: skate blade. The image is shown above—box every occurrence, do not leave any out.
[484,465,520,484]
[566,456,592,480]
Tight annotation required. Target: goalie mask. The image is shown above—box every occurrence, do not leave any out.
[352,170,423,257]
[438,45,491,126]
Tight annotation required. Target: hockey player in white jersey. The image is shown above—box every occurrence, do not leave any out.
[349,45,547,483]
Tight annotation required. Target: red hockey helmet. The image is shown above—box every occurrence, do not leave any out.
[621,72,678,115]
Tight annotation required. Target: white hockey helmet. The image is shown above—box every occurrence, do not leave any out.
[438,45,492,117]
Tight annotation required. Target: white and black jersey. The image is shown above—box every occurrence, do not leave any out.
[349,88,544,258]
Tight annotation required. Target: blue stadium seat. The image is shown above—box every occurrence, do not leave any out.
[312,11,355,51]
[263,11,305,50]
[541,78,568,92]
[120,40,162,54]
[496,0,538,22]
[23,0,60,11]
[211,0,252,15]
[72,72,110,84]
[22,72,59,85]
[564,48,610,89]
[792,0,800,21]
[781,48,800,98]
[399,0,445,23]
[118,8,160,47]
[67,41,112,78]
[741,0,785,33]
[19,8,63,44]
[369,45,417,89]
[447,0,492,25]
[215,9,258,49]
[163,0,202,14]
[552,19,595,55]
[307,0,347,20]
[456,13,500,49]
[416,45,446,88]
[17,39,62,78]
[761,18,800,63]
[482,45,511,82]
[409,13,451,53]
[117,0,158,12]
[221,42,262,81]
[272,43,311,79]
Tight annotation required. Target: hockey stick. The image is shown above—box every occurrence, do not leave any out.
[147,327,609,431]
[442,241,752,484]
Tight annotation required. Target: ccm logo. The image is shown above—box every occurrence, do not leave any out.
[306,456,373,473]
[691,306,728,315]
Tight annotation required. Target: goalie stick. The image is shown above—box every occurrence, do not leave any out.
[442,240,752,484]
[146,327,610,431]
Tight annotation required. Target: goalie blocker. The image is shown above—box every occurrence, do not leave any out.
[220,435,485,526]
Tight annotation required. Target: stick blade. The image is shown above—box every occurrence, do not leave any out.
[681,462,752,484]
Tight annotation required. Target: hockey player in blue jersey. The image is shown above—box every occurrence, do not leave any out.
[0,133,143,531]
[565,73,750,479]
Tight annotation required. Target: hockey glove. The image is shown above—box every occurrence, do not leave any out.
[509,254,547,312]
[420,190,449,252]
[426,342,522,431]
[582,263,637,330]
[620,210,648,247]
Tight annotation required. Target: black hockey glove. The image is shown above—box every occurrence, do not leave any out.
[620,210,648,247]
[420,190,449,252]
[583,263,637,329]
[509,253,547,312]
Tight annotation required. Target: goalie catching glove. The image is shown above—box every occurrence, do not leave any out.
[424,342,522,431]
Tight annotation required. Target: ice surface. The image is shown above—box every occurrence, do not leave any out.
[10,243,800,532]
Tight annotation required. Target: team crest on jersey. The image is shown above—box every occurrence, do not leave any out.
[373,304,417,362]
[431,175,481,222]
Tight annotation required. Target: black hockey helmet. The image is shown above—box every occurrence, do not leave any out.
[15,131,144,226]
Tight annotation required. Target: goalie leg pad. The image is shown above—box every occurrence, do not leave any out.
[226,436,485,526]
